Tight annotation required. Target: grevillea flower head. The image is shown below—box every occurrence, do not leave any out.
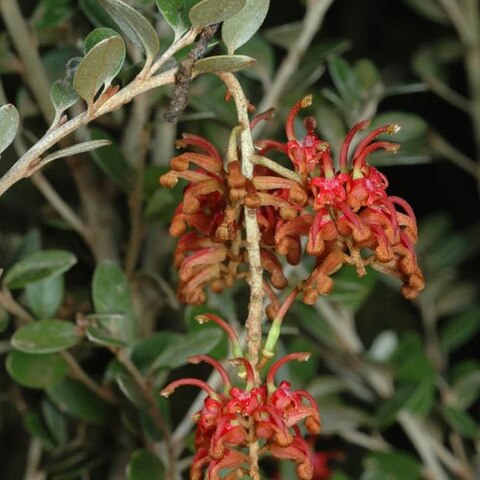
[160,95,424,309]
[160,315,321,480]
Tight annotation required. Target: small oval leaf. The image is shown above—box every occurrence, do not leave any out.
[50,80,79,119]
[3,249,77,289]
[47,378,109,425]
[156,0,202,37]
[25,275,65,319]
[100,0,160,61]
[73,36,126,107]
[12,319,82,354]
[84,27,120,53]
[150,328,222,371]
[127,450,165,480]
[0,103,19,156]
[189,0,245,27]
[222,0,269,54]
[194,54,256,73]
[6,351,68,389]
[92,261,135,343]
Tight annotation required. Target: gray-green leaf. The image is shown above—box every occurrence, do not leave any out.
[84,27,121,53]
[156,0,202,37]
[194,54,255,73]
[3,249,77,289]
[100,0,160,62]
[6,350,68,389]
[41,139,112,166]
[222,0,269,54]
[50,80,79,122]
[0,103,19,156]
[189,0,245,28]
[12,319,82,354]
[73,36,125,108]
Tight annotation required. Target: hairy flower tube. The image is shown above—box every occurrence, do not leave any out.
[160,315,321,480]
[160,96,424,309]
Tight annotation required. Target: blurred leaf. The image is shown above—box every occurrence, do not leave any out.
[100,0,160,61]
[263,22,302,50]
[361,451,421,480]
[451,370,480,410]
[0,104,19,156]
[317,401,370,433]
[402,0,449,25]
[0,33,21,74]
[89,127,134,190]
[189,0,245,27]
[12,319,82,354]
[307,376,350,398]
[287,338,318,384]
[390,332,435,381]
[79,0,118,28]
[35,0,74,29]
[47,378,109,425]
[315,103,346,157]
[110,363,147,407]
[429,232,470,269]
[0,307,10,333]
[440,307,480,353]
[23,413,56,451]
[84,27,121,53]
[131,331,182,369]
[354,59,381,92]
[144,188,176,221]
[6,351,68,389]
[14,229,42,260]
[403,380,436,415]
[25,275,65,319]
[92,261,135,343]
[369,331,398,362]
[42,399,69,445]
[73,36,126,108]
[194,54,256,73]
[156,0,202,37]
[372,112,428,142]
[127,449,165,480]
[376,383,433,428]
[440,406,479,439]
[328,57,362,104]
[329,265,376,312]
[3,250,76,289]
[237,34,274,84]
[222,0,269,54]
[150,328,222,370]
[293,303,338,349]
[50,80,79,121]
[86,314,132,347]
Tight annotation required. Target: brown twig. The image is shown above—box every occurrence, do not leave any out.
[164,24,219,123]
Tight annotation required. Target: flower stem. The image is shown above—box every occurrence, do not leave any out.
[217,72,264,480]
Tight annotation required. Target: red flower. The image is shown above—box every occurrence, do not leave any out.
[160,315,321,480]
[160,96,425,307]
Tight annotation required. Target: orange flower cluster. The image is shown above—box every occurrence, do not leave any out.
[160,96,424,307]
